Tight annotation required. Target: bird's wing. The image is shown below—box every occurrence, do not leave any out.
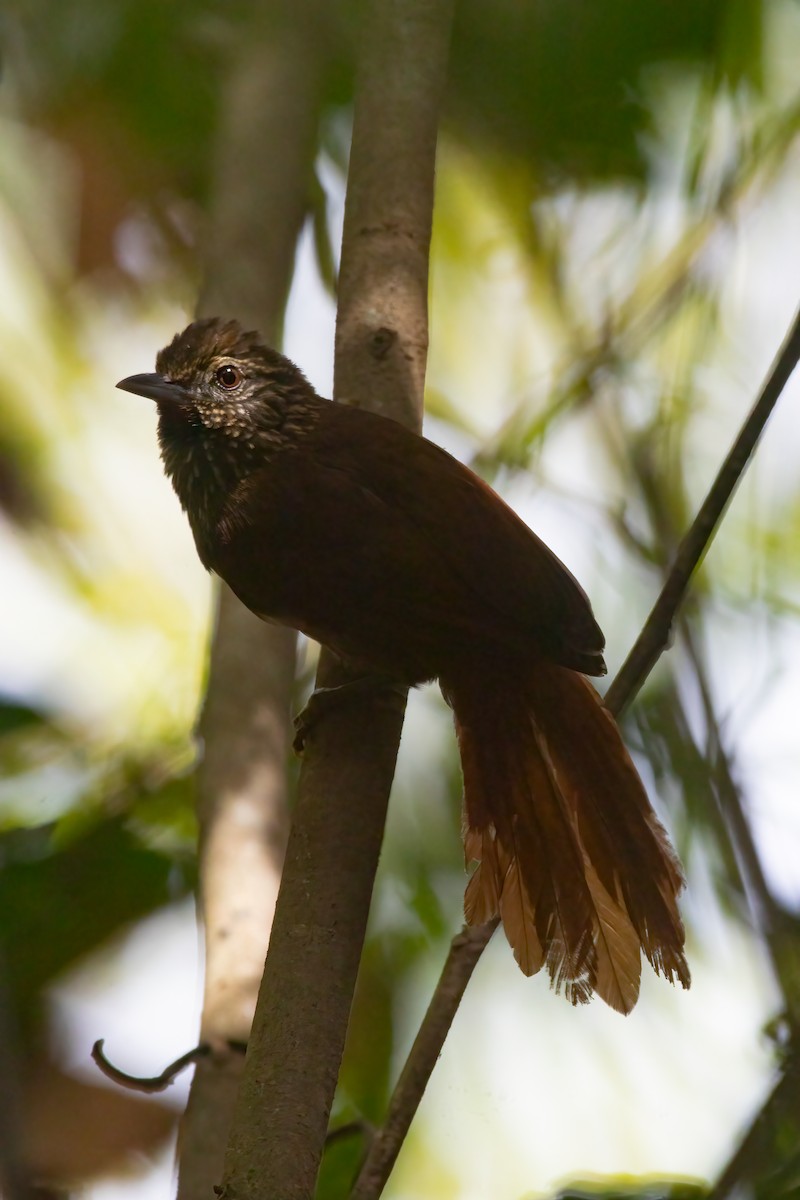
[301,403,606,675]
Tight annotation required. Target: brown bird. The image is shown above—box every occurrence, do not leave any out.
[118,317,689,1013]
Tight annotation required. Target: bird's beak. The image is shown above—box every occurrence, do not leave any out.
[116,372,192,409]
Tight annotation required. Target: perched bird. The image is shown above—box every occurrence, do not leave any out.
[118,317,690,1013]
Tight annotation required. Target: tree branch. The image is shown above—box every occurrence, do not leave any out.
[351,302,800,1199]
[177,4,328,1194]
[92,1039,224,1094]
[218,3,454,1198]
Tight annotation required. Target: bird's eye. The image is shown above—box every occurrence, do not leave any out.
[215,364,242,390]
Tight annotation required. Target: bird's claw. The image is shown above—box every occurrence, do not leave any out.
[293,678,407,754]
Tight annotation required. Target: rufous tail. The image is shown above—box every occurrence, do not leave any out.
[443,661,689,1014]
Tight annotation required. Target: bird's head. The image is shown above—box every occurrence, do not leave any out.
[117,316,315,441]
[117,317,319,538]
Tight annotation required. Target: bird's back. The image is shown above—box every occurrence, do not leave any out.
[209,400,606,682]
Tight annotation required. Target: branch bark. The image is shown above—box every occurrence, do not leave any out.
[176,6,328,1196]
[219,3,454,1198]
[350,302,800,1199]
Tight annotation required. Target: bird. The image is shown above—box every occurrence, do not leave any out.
[118,316,690,1013]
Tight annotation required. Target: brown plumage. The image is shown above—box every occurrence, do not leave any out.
[118,317,690,1013]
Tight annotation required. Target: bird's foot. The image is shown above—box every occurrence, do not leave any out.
[293,677,408,754]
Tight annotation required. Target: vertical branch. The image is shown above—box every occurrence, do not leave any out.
[176,5,327,1196]
[333,3,447,422]
[219,3,454,1198]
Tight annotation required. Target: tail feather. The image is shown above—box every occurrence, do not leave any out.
[463,828,503,927]
[529,669,688,988]
[457,688,600,998]
[445,661,689,1014]
[498,857,545,978]
[585,861,642,1014]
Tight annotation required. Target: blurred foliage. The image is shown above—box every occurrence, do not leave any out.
[0,0,799,1196]
[1,813,190,1026]
[6,0,772,283]
[448,0,764,183]
[554,1183,705,1200]
[0,693,196,1035]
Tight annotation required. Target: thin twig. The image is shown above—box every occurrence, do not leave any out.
[351,306,800,1199]
[350,921,498,1200]
[91,1039,237,1094]
[616,377,788,975]
[606,303,800,716]
[614,370,792,992]
[681,624,782,932]
[681,621,800,1026]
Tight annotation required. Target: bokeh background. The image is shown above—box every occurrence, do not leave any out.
[1,1,799,1197]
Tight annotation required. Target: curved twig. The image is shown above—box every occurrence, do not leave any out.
[91,1039,246,1094]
